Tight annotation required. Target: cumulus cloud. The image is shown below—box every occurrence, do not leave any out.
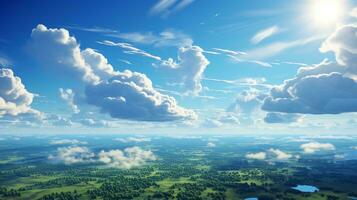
[85,70,196,121]
[28,24,101,83]
[201,112,240,128]
[51,116,73,127]
[300,142,335,154]
[264,112,301,124]
[245,152,266,160]
[158,45,209,94]
[268,148,292,160]
[50,139,87,145]
[59,88,80,113]
[49,146,95,164]
[78,118,109,127]
[226,88,267,125]
[263,24,357,115]
[98,146,156,169]
[28,24,195,122]
[251,26,279,44]
[115,137,151,143]
[246,149,293,161]
[263,67,357,114]
[0,68,38,117]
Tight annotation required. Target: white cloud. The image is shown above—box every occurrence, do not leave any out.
[263,66,357,115]
[49,146,95,164]
[78,118,109,127]
[201,118,223,128]
[210,47,272,68]
[158,45,209,94]
[108,29,192,47]
[211,48,246,56]
[98,146,156,169]
[50,139,87,145]
[51,116,73,127]
[264,112,301,124]
[268,148,292,160]
[350,7,357,18]
[98,40,162,61]
[201,112,240,128]
[67,25,118,33]
[28,24,101,83]
[149,0,195,17]
[115,137,151,143]
[85,70,196,121]
[263,24,357,115]
[245,36,321,60]
[59,88,80,113]
[300,142,335,154]
[0,56,10,67]
[207,142,216,148]
[0,68,38,117]
[228,88,266,114]
[28,24,195,122]
[251,26,280,44]
[245,152,266,160]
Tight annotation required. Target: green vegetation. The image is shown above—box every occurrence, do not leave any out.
[0,136,357,199]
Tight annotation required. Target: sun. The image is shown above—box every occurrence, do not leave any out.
[309,0,344,27]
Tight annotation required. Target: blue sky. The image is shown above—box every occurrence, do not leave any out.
[1,0,357,135]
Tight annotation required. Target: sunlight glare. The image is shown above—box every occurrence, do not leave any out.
[309,0,344,27]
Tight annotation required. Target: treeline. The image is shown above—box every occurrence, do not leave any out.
[0,187,21,197]
[87,176,156,199]
[39,191,81,200]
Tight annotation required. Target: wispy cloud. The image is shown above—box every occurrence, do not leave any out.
[50,139,87,145]
[203,77,272,88]
[149,0,195,17]
[107,29,192,47]
[245,36,323,60]
[251,26,280,44]
[210,47,271,67]
[67,25,118,33]
[98,40,162,61]
[211,48,246,56]
[114,137,151,143]
[118,59,132,65]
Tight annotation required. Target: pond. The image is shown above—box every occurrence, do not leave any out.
[291,185,319,192]
[244,198,258,200]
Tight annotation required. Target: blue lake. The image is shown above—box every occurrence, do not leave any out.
[292,185,319,192]
[244,198,258,200]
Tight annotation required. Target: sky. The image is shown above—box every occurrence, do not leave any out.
[1,0,357,135]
